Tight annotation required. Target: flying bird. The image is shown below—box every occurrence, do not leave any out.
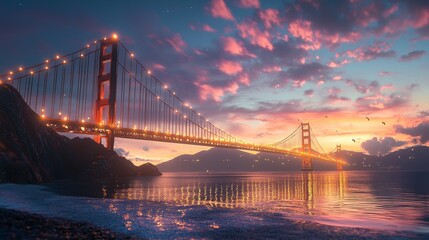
[325,115,328,118]
[366,116,370,121]
[382,121,386,125]
[352,139,356,142]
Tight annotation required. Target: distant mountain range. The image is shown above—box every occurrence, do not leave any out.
[157,146,429,172]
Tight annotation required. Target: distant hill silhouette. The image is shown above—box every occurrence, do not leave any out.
[158,146,429,172]
[0,84,161,183]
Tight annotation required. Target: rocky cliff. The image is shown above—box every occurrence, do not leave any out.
[0,84,161,183]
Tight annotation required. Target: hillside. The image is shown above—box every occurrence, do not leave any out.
[157,146,429,172]
[0,84,161,183]
[158,148,346,172]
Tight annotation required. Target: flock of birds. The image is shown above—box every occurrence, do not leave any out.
[297,114,386,143]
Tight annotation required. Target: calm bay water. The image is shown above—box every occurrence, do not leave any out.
[1,171,428,239]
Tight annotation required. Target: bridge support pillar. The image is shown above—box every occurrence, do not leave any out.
[94,37,118,151]
[301,122,312,171]
[336,144,343,171]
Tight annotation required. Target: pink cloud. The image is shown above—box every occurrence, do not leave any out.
[225,82,239,94]
[202,24,216,32]
[383,4,399,18]
[218,60,243,75]
[190,24,216,32]
[221,37,255,57]
[353,2,378,27]
[166,34,187,55]
[380,84,394,91]
[289,20,320,49]
[278,34,289,42]
[293,80,306,88]
[194,49,205,55]
[288,20,361,50]
[410,8,429,28]
[355,92,409,112]
[263,65,282,73]
[207,0,235,21]
[378,71,394,77]
[198,84,225,102]
[344,41,395,61]
[237,73,250,85]
[332,75,342,81]
[258,9,281,29]
[324,87,350,104]
[237,0,259,8]
[328,59,348,68]
[329,87,341,95]
[374,7,429,39]
[196,82,240,102]
[236,20,273,50]
[151,63,166,72]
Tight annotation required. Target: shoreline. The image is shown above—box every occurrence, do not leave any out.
[0,182,427,239]
[0,208,141,240]
[0,207,424,240]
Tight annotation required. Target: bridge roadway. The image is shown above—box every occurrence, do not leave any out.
[43,118,347,165]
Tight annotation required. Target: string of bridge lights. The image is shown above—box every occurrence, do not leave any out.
[0,33,241,141]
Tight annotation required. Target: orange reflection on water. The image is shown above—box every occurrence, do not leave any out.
[89,171,428,233]
[110,172,348,217]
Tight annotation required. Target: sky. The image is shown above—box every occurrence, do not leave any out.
[1,0,428,165]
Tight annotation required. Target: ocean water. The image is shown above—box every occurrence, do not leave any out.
[0,171,428,239]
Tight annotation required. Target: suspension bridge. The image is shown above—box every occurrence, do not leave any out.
[0,35,346,171]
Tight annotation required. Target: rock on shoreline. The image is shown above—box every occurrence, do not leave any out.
[0,208,141,240]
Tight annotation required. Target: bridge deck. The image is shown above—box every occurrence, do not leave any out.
[43,118,346,165]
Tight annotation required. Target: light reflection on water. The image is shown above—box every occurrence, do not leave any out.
[47,171,429,234]
[110,172,333,215]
